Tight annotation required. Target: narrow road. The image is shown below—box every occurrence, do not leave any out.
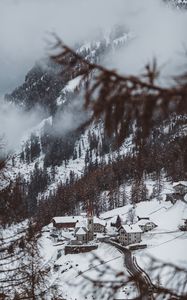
[104,240,154,300]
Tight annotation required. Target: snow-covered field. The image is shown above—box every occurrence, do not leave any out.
[40,228,136,300]
[38,198,187,299]
[100,198,187,296]
[134,201,187,295]
[1,197,187,299]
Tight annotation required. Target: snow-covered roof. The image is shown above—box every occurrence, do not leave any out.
[136,219,156,226]
[53,215,106,226]
[75,227,87,235]
[75,220,88,230]
[52,216,83,224]
[80,212,87,217]
[94,217,105,226]
[173,181,187,187]
[121,224,142,233]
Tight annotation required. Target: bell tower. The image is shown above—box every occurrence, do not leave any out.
[87,199,94,241]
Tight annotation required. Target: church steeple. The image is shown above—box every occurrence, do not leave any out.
[87,199,94,241]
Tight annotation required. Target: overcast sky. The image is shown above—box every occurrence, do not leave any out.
[0,0,124,94]
[0,0,187,153]
[0,0,186,93]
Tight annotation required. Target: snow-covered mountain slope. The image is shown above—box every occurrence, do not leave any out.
[1,31,134,189]
[5,30,132,112]
[1,25,187,229]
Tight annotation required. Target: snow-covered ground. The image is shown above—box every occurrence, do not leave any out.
[1,31,134,192]
[134,200,187,295]
[39,227,137,300]
[38,197,187,299]
[1,197,187,299]
[2,116,133,199]
[100,197,187,296]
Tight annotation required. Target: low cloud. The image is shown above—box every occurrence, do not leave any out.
[0,0,186,93]
[0,0,124,94]
[53,93,89,137]
[104,0,187,85]
[0,97,44,155]
[0,0,187,154]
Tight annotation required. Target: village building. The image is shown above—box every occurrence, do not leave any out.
[165,193,182,204]
[136,219,157,232]
[75,227,88,243]
[118,224,142,246]
[166,181,187,204]
[173,181,187,195]
[93,217,106,232]
[74,220,88,233]
[52,213,106,244]
[87,213,94,241]
[74,220,88,243]
[52,216,84,230]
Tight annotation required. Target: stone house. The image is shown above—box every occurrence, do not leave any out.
[136,219,157,232]
[165,181,187,204]
[52,216,84,230]
[75,227,88,243]
[74,220,88,243]
[93,217,106,233]
[118,224,142,246]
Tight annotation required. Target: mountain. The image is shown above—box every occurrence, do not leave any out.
[0,26,187,227]
[1,4,187,299]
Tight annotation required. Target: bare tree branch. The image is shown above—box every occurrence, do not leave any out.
[50,36,187,145]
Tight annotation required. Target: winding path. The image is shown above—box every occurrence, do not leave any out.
[104,240,154,300]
